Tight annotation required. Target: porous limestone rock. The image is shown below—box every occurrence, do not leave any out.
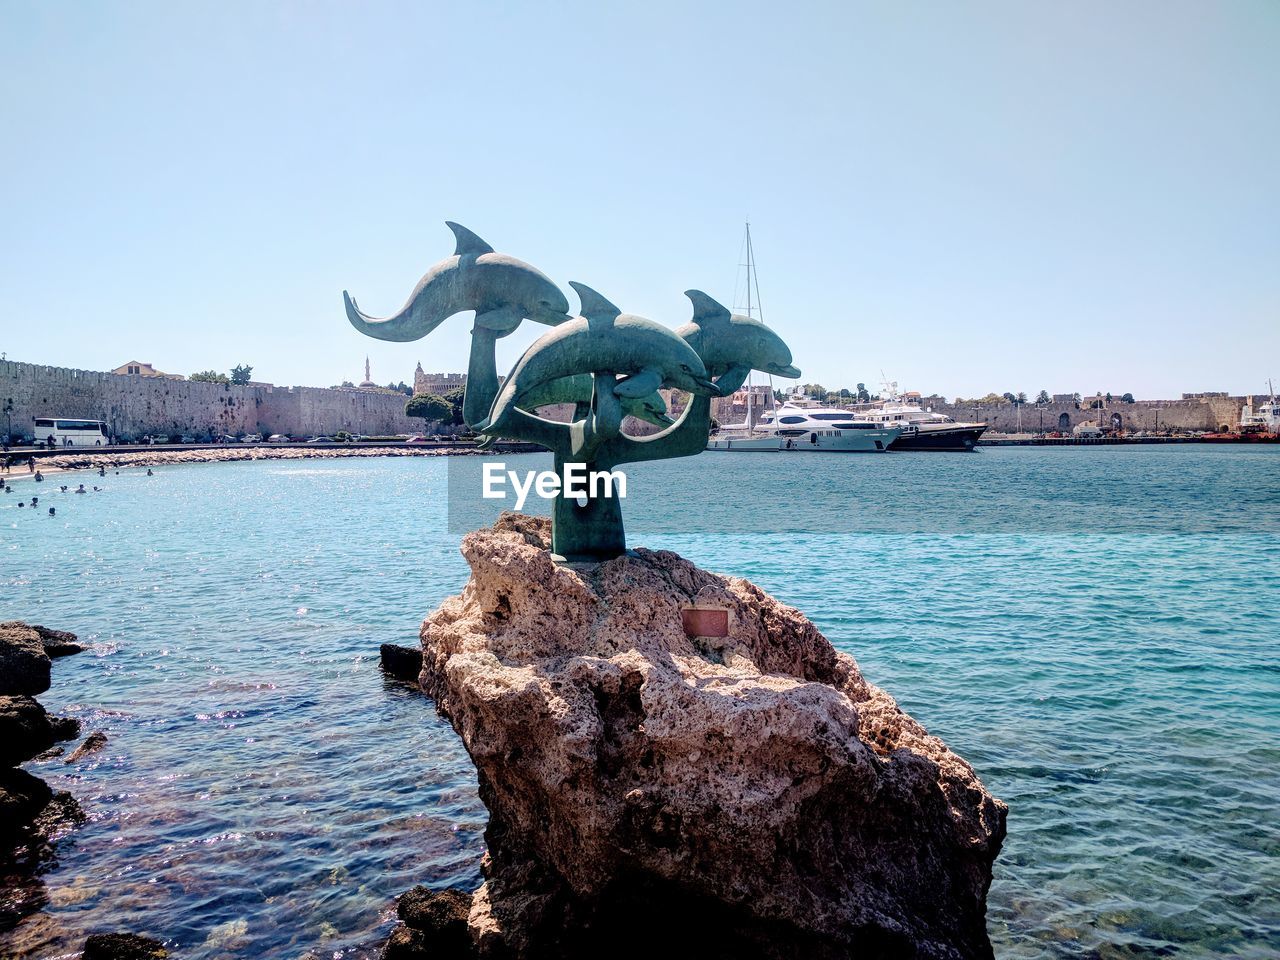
[0,621,52,696]
[419,514,1007,960]
[0,695,55,767]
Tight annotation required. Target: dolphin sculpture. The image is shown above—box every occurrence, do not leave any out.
[516,374,674,428]
[344,222,571,341]
[472,282,719,438]
[676,290,800,395]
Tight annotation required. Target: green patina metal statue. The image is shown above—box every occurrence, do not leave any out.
[345,222,799,561]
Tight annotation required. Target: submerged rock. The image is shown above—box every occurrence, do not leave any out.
[381,642,425,682]
[419,513,1007,959]
[0,621,52,696]
[64,730,109,764]
[82,932,169,959]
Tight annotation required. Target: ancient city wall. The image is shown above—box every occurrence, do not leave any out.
[0,359,422,441]
[710,392,1244,433]
[927,397,1241,433]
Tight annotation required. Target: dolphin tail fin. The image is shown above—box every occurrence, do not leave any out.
[445,222,495,256]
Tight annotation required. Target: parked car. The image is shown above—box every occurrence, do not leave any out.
[267,434,291,442]
[241,434,262,443]
[306,436,334,443]
[179,436,196,444]
[404,435,433,444]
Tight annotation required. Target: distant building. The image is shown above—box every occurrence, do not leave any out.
[112,360,184,380]
[414,363,466,396]
[359,357,378,389]
[1182,392,1228,400]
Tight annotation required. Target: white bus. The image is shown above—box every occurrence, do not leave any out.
[34,418,110,448]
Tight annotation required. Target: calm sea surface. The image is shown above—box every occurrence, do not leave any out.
[2,447,1278,958]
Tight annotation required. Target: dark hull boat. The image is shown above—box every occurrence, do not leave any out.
[889,423,988,451]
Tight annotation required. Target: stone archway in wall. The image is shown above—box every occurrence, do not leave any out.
[1110,413,1123,432]
[1057,412,1071,432]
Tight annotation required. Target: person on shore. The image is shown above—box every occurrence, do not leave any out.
[27,457,35,473]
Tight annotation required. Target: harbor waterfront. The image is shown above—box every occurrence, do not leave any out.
[2,446,1277,957]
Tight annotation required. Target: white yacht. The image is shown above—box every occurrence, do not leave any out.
[708,401,904,453]
[862,385,988,451]
[1239,384,1280,436]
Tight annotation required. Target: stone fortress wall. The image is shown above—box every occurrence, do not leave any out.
[1,359,422,441]
[924,395,1243,434]
[713,391,1246,433]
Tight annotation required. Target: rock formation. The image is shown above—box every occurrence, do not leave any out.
[0,622,85,855]
[380,642,425,682]
[416,514,1007,960]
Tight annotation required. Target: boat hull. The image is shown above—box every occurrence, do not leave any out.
[889,424,987,451]
[708,429,899,453]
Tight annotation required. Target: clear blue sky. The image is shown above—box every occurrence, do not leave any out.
[1,1,1276,401]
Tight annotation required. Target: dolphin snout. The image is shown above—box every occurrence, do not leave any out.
[531,301,573,326]
[768,363,802,379]
[690,375,722,396]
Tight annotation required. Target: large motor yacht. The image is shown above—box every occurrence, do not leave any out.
[863,387,988,451]
[708,401,903,453]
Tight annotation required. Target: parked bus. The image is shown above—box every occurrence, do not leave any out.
[34,418,109,447]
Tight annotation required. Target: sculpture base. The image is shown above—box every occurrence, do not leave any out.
[419,514,1007,959]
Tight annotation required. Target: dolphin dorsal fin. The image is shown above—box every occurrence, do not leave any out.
[684,289,731,325]
[445,221,495,256]
[569,281,621,322]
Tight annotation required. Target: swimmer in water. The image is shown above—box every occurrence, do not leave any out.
[75,484,86,494]
[93,486,101,492]
[48,507,55,517]
[146,469,154,476]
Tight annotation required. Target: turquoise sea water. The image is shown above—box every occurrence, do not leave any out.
[1,447,1278,958]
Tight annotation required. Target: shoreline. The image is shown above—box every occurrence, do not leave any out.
[0,444,536,482]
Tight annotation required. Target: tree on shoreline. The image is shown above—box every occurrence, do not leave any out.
[406,393,451,425]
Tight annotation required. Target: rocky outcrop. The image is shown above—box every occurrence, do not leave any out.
[418,514,1007,959]
[0,622,85,861]
[381,643,425,682]
[382,887,475,959]
[0,621,52,696]
[0,695,56,766]
[31,623,86,657]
